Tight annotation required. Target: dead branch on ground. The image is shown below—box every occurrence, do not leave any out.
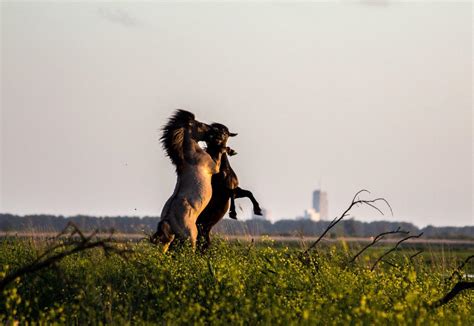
[431,281,474,308]
[446,254,474,283]
[0,223,130,292]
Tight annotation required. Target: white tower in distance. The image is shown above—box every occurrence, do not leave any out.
[312,189,328,220]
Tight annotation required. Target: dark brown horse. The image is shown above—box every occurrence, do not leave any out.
[197,123,262,250]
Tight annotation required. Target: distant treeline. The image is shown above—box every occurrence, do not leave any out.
[0,214,472,240]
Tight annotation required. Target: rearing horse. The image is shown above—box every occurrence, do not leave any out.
[197,123,262,250]
[151,110,228,251]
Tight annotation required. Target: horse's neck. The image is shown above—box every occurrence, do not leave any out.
[181,130,217,172]
[219,152,231,170]
[182,130,203,159]
[207,148,238,185]
[206,145,223,161]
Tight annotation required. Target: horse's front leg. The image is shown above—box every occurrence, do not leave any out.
[226,146,237,156]
[234,187,263,216]
[210,147,229,174]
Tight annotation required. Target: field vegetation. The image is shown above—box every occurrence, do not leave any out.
[1,233,473,324]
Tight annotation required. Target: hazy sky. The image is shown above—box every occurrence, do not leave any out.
[1,1,472,227]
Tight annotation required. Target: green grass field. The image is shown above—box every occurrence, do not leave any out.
[1,237,473,324]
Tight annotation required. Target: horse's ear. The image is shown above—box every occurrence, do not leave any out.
[229,132,238,137]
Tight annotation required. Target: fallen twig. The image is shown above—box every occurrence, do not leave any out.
[0,223,130,292]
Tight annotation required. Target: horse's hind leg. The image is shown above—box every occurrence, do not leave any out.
[197,225,212,252]
[152,220,176,253]
[197,224,211,251]
[204,230,211,250]
[229,193,237,219]
[234,187,263,215]
[184,223,199,251]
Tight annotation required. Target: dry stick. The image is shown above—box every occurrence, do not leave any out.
[432,281,474,308]
[0,225,129,292]
[371,232,424,271]
[380,259,399,269]
[349,227,409,263]
[1,241,114,291]
[30,222,78,262]
[304,189,393,254]
[446,254,474,283]
[31,223,98,265]
[429,254,474,308]
[409,250,423,261]
[52,221,77,240]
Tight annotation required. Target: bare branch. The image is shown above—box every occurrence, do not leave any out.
[370,197,394,216]
[432,281,474,308]
[362,202,385,216]
[304,190,393,254]
[349,227,409,263]
[371,232,424,271]
[409,250,423,261]
[446,255,474,283]
[0,223,131,292]
[351,189,371,204]
[380,259,399,269]
[52,221,76,240]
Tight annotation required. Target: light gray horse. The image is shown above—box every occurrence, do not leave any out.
[151,110,228,251]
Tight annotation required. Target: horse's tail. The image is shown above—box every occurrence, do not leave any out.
[151,220,175,246]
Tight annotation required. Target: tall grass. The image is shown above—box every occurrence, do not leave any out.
[0,237,472,324]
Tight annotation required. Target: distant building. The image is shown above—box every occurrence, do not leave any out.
[303,208,320,221]
[313,190,321,212]
[312,189,328,220]
[320,191,328,219]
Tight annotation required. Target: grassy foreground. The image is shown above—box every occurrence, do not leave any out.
[0,237,473,324]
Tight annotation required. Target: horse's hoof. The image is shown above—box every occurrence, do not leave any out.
[254,208,263,216]
[229,211,237,219]
[149,234,158,244]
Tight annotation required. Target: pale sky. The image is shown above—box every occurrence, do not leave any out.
[1,1,472,227]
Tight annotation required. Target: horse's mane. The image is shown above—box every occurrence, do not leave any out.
[160,110,195,170]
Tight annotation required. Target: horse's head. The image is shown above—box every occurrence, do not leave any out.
[161,110,211,169]
[206,122,238,150]
[166,109,210,139]
[188,118,211,142]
